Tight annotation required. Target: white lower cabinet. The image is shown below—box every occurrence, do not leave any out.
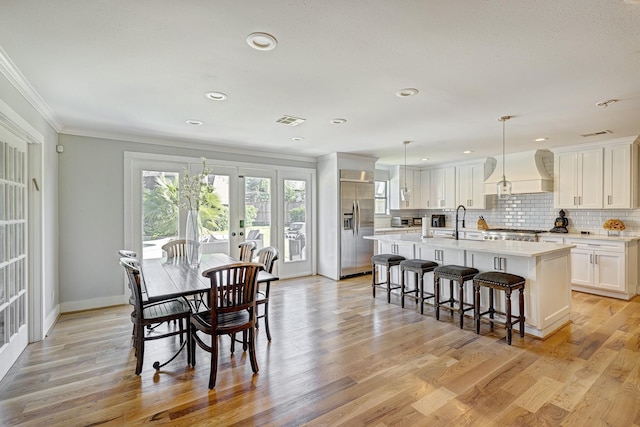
[376,240,416,288]
[567,239,630,298]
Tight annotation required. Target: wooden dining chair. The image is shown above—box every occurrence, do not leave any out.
[255,246,279,341]
[120,257,191,375]
[189,262,262,389]
[162,239,187,257]
[238,241,257,262]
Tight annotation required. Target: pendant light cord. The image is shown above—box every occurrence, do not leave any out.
[502,118,506,180]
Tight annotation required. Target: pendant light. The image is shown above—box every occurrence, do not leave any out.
[400,141,411,204]
[497,116,512,199]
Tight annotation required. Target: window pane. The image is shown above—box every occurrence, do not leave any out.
[284,180,306,262]
[374,180,388,215]
[244,177,271,250]
[200,174,230,255]
[142,170,179,259]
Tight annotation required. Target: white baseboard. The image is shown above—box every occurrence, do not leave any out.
[60,295,126,313]
[44,304,60,337]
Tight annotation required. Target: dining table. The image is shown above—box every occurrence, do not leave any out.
[141,252,279,303]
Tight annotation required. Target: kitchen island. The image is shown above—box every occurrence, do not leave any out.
[364,233,576,339]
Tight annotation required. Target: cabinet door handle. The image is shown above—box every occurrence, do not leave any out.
[573,196,577,205]
[579,196,582,205]
[501,257,506,271]
[608,195,612,205]
[589,253,593,264]
[493,256,498,270]
[594,254,598,264]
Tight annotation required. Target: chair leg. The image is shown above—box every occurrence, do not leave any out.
[519,288,525,338]
[209,334,219,389]
[386,267,392,303]
[372,264,377,298]
[401,268,406,308]
[505,289,512,345]
[230,333,236,353]
[248,327,259,374]
[242,330,248,352]
[474,283,481,334]
[264,302,272,341]
[134,323,145,375]
[458,280,464,329]
[419,274,424,314]
[435,275,440,320]
[190,324,197,367]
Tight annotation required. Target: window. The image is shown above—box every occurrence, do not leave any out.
[375,180,388,215]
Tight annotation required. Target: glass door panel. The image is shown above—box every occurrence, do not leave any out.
[200,172,231,256]
[141,170,179,259]
[242,174,273,254]
[284,179,307,262]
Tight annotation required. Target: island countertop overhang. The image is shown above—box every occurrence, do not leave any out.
[364,233,575,257]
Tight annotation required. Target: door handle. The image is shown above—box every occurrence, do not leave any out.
[239,231,244,236]
[231,232,237,237]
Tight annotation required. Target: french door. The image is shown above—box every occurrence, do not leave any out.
[125,153,314,285]
[0,127,28,380]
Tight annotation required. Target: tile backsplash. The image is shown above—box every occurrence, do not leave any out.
[386,192,640,236]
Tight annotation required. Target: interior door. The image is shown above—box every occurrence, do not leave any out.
[0,128,28,381]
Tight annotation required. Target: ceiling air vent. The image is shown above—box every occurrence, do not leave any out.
[276,115,306,126]
[580,130,613,138]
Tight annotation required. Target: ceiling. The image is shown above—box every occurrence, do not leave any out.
[1,1,639,166]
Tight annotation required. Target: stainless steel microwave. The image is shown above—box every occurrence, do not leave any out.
[391,217,412,227]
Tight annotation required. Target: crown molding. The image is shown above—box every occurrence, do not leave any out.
[61,127,318,164]
[0,46,63,131]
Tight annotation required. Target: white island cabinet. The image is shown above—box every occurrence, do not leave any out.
[364,233,575,339]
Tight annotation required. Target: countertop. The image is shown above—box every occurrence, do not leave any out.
[538,232,640,242]
[364,233,575,257]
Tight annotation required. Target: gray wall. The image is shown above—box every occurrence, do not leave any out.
[0,72,59,329]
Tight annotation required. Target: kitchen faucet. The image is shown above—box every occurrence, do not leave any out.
[455,204,466,240]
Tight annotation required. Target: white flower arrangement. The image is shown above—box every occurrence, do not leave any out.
[181,157,214,211]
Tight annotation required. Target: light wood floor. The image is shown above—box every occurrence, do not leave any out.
[1,275,640,426]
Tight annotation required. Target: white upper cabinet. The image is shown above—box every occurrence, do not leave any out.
[420,169,431,208]
[554,136,639,209]
[429,166,456,209]
[456,160,493,209]
[603,142,638,209]
[390,166,421,209]
[554,147,603,209]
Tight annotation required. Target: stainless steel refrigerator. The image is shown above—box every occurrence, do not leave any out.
[340,169,375,278]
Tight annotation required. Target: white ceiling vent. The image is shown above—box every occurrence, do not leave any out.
[276,115,306,126]
[580,130,613,137]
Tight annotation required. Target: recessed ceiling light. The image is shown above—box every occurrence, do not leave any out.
[205,91,227,101]
[186,119,203,126]
[292,137,305,142]
[463,150,473,154]
[331,118,347,124]
[246,32,278,51]
[421,158,430,161]
[396,88,419,97]
[535,137,549,142]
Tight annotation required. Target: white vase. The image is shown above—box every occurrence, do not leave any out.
[186,209,202,267]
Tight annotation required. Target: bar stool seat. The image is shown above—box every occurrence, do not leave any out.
[473,271,526,345]
[434,265,479,328]
[372,254,406,303]
[400,259,438,314]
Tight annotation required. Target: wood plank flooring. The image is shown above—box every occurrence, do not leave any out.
[1,275,640,426]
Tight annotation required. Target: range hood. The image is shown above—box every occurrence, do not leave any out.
[484,149,553,195]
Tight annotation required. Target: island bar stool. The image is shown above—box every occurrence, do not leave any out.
[372,254,406,303]
[433,265,479,328]
[473,271,526,345]
[400,259,439,313]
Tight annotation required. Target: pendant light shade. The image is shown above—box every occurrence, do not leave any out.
[400,141,411,204]
[497,116,512,199]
